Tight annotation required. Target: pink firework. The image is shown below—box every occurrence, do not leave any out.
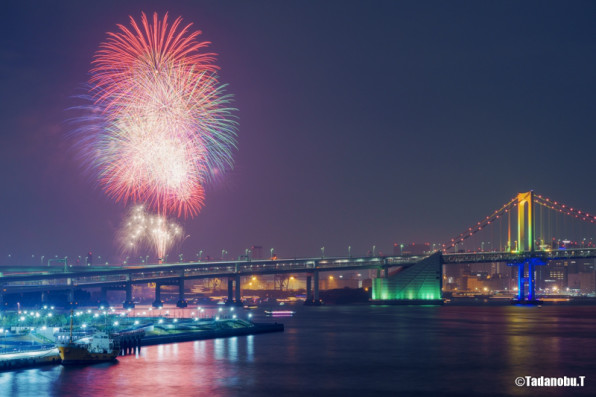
[91,12,218,109]
[83,12,237,218]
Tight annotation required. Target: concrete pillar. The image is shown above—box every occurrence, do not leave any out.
[313,270,320,302]
[384,266,389,278]
[123,273,135,309]
[176,278,188,308]
[528,261,535,301]
[306,275,312,303]
[123,282,135,309]
[235,274,242,305]
[226,279,234,305]
[152,284,163,308]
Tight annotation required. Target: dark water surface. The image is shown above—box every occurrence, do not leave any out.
[1,305,595,396]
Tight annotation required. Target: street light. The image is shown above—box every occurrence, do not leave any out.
[270,248,274,259]
[321,246,325,258]
[348,245,351,258]
[372,245,376,257]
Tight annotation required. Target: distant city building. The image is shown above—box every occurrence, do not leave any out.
[568,272,596,295]
[537,260,568,291]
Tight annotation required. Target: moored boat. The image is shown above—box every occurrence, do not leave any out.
[58,331,120,365]
[57,310,120,365]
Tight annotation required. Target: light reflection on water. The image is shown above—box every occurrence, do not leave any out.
[246,335,254,363]
[0,305,595,396]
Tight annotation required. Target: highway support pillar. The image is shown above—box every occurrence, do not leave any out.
[152,283,163,308]
[305,275,312,304]
[314,271,320,302]
[123,281,135,309]
[304,261,321,305]
[234,274,242,306]
[226,279,234,305]
[304,274,322,305]
[304,270,321,306]
[176,278,188,308]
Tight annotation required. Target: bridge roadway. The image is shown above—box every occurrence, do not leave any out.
[0,255,426,293]
[1,248,595,294]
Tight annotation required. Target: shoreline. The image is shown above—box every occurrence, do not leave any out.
[141,322,284,346]
[0,321,284,372]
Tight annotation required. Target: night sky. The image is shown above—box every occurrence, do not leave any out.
[1,1,595,264]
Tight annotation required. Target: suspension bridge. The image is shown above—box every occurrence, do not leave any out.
[0,191,595,307]
[439,191,596,303]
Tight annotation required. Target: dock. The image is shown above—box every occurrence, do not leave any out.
[0,347,61,371]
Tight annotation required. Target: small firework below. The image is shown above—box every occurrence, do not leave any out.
[118,205,185,263]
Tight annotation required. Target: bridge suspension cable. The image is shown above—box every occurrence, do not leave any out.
[442,195,518,252]
[443,192,596,253]
[534,194,596,223]
[533,193,596,249]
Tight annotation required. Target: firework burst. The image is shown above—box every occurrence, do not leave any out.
[74,12,237,218]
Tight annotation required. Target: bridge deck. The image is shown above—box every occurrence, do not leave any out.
[1,249,594,293]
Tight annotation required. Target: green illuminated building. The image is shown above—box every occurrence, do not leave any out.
[372,252,443,302]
